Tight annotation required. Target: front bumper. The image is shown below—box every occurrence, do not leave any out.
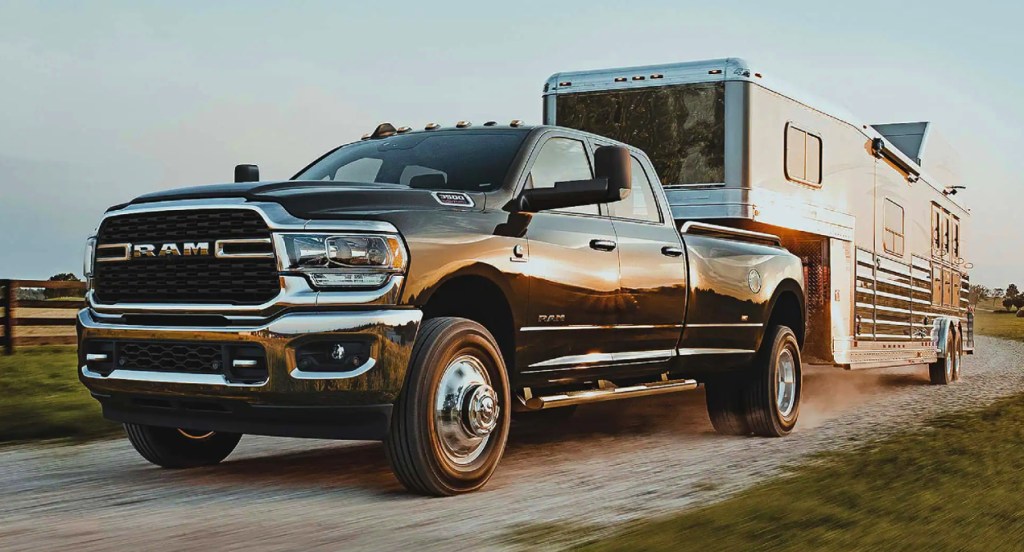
[77,308,422,439]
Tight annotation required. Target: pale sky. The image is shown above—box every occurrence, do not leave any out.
[0,0,1021,287]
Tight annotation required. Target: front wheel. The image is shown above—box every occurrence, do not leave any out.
[124,424,241,468]
[385,317,511,496]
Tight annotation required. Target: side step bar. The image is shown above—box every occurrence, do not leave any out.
[523,378,699,410]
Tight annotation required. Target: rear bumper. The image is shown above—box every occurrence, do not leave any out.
[77,308,422,439]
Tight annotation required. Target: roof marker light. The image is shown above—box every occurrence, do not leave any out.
[396,126,412,133]
[483,121,497,126]
[632,75,645,81]
[650,73,664,79]
[370,122,397,139]
[614,77,627,82]
[455,120,472,128]
[754,72,763,78]
[509,119,524,127]
[708,69,723,75]
[425,122,440,130]
[360,133,371,140]
[558,81,572,87]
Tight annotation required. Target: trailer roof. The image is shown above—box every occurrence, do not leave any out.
[544,58,968,214]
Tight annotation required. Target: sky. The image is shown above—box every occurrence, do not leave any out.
[0,0,1021,287]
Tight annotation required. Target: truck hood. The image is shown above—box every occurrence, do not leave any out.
[118,180,486,218]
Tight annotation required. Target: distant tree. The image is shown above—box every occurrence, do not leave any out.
[48,273,79,282]
[994,288,1005,300]
[1005,297,1017,312]
[1014,295,1024,312]
[1008,284,1020,299]
[969,285,990,306]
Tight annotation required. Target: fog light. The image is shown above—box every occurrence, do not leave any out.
[295,341,370,372]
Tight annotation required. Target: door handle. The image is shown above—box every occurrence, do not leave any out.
[589,239,617,252]
[661,246,684,257]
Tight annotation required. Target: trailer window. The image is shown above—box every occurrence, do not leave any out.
[554,83,725,185]
[951,215,960,261]
[883,199,905,256]
[785,124,822,186]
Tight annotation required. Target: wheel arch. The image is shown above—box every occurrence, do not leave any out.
[760,278,806,351]
[417,265,519,373]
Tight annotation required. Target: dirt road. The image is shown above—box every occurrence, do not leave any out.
[1,335,1022,551]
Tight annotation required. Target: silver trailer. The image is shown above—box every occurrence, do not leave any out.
[544,58,971,375]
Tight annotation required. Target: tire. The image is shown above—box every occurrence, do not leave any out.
[124,424,241,468]
[930,330,956,385]
[385,317,511,496]
[744,325,802,437]
[952,331,963,382]
[704,378,751,436]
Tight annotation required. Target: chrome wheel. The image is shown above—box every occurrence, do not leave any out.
[776,348,797,418]
[434,354,499,468]
[945,349,954,381]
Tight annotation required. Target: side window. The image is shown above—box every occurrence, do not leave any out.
[882,199,905,256]
[931,204,943,256]
[608,157,662,223]
[785,124,823,186]
[528,137,596,215]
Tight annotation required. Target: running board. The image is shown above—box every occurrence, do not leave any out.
[523,378,699,410]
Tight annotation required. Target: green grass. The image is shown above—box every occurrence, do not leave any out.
[974,309,1024,342]
[514,395,1024,551]
[0,346,118,443]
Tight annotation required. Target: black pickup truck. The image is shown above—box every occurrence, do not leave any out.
[78,122,805,495]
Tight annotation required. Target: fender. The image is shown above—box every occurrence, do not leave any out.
[932,316,961,359]
[756,278,806,352]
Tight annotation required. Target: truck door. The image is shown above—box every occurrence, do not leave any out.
[607,156,687,362]
[518,136,621,373]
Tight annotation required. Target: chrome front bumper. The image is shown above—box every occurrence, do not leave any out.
[77,308,422,406]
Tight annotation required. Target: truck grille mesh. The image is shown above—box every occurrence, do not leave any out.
[93,209,280,305]
[119,342,223,373]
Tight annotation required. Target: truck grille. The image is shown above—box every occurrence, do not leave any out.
[92,209,280,305]
[120,342,223,373]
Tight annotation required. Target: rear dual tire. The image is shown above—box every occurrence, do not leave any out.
[705,325,802,437]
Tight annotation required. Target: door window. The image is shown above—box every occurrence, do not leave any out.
[528,137,597,215]
[608,157,662,223]
[882,199,904,256]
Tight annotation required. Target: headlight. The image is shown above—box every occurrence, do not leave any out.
[278,234,407,289]
[83,237,96,279]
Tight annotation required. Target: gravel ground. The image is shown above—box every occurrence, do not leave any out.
[1,335,1021,551]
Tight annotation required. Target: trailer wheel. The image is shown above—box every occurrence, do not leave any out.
[704,379,751,436]
[744,325,802,437]
[123,424,241,468]
[385,317,511,496]
[930,330,956,385]
[952,332,963,382]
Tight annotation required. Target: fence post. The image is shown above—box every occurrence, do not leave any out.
[2,280,13,355]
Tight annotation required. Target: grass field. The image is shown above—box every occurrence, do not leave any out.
[519,393,1024,551]
[0,346,118,443]
[973,309,1024,342]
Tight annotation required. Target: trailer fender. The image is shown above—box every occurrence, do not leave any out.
[932,316,959,359]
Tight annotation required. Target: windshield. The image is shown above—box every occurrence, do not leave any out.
[294,131,528,192]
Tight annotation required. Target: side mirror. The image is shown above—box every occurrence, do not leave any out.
[517,145,633,212]
[235,164,260,183]
[594,145,632,202]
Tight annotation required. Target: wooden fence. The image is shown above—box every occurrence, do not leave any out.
[1,279,86,355]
